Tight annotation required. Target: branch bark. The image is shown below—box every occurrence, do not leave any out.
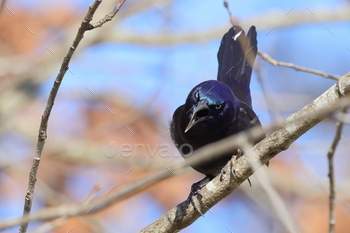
[89,0,126,29]
[327,107,347,233]
[258,51,340,80]
[107,6,350,45]
[18,1,126,232]
[1,72,348,232]
[140,72,350,232]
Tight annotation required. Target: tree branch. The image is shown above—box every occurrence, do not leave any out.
[89,0,126,29]
[258,51,340,80]
[140,72,350,232]
[18,1,126,232]
[327,107,347,233]
[0,72,347,232]
[107,6,350,45]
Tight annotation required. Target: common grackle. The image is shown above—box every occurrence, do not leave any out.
[170,25,264,193]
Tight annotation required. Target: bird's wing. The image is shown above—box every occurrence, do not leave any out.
[217,26,258,109]
[170,105,194,154]
[232,101,265,145]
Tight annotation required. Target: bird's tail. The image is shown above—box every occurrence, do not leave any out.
[217,26,258,108]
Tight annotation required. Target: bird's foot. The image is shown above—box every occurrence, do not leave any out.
[231,149,252,187]
[236,148,244,158]
[186,176,212,215]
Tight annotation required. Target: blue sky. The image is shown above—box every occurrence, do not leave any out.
[4,0,350,232]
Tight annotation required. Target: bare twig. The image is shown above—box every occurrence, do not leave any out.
[105,6,350,45]
[223,1,237,25]
[240,140,300,233]
[140,73,350,232]
[222,1,256,75]
[0,0,6,17]
[255,62,281,122]
[28,184,102,233]
[19,1,126,232]
[89,0,126,29]
[258,51,340,80]
[27,218,67,233]
[1,72,348,232]
[327,107,347,233]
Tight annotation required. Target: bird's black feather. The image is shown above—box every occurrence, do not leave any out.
[217,26,257,108]
[170,25,264,180]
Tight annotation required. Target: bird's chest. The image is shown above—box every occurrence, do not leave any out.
[183,128,228,150]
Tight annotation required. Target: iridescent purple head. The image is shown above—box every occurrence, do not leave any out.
[184,80,240,133]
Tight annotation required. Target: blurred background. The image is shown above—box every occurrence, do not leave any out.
[0,0,350,232]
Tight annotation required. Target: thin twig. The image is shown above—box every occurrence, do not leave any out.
[255,61,281,122]
[258,51,340,80]
[223,0,237,25]
[240,140,301,233]
[327,107,347,233]
[99,6,350,45]
[0,0,7,17]
[18,1,126,232]
[0,72,348,232]
[28,184,102,233]
[141,73,350,233]
[222,2,257,81]
[89,0,126,29]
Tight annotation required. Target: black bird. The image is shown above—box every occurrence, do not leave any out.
[170,25,264,192]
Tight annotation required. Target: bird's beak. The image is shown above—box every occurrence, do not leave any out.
[185,99,210,133]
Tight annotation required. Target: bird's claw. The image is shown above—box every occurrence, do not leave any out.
[231,148,252,187]
[236,148,244,158]
[186,177,212,215]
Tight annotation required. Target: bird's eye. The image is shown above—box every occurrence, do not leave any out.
[215,104,222,109]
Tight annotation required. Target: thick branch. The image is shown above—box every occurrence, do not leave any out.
[140,72,350,232]
[1,72,348,231]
